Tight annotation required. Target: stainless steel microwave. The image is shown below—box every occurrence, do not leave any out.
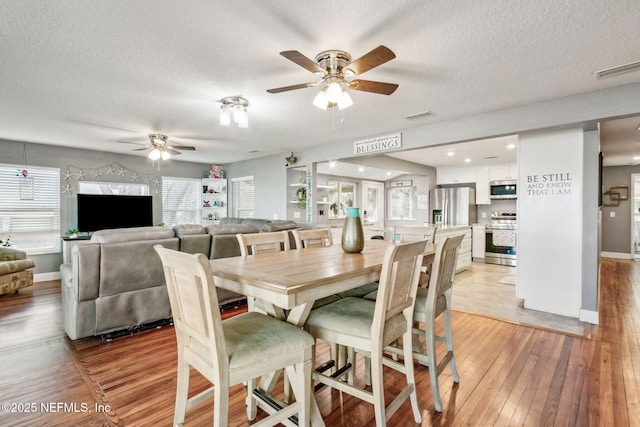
[489,180,517,199]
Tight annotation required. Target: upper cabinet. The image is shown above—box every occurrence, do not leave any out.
[489,163,518,181]
[475,166,491,205]
[436,166,477,185]
[436,164,518,205]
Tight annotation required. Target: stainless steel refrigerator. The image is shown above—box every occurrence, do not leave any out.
[430,187,477,225]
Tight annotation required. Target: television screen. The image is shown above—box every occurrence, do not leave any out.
[77,194,153,232]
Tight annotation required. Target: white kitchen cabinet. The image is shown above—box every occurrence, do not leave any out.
[201,178,227,225]
[472,224,485,260]
[436,166,477,185]
[435,226,472,272]
[489,163,518,181]
[475,166,491,204]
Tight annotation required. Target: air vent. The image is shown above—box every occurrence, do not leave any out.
[248,149,261,153]
[404,111,432,121]
[484,156,498,160]
[594,60,640,79]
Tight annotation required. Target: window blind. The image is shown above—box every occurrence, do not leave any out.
[0,164,61,254]
[162,177,201,227]
[231,176,255,218]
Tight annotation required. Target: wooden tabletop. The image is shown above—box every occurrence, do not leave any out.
[210,239,435,312]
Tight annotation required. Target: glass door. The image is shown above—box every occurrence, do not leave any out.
[361,181,384,226]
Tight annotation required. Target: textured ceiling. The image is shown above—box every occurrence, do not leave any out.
[1,1,640,166]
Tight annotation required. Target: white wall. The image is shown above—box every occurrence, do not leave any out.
[517,128,584,317]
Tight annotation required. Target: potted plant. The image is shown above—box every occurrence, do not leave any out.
[296,186,307,209]
[0,236,12,247]
[66,228,80,239]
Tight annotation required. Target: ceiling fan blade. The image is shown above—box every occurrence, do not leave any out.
[346,45,396,76]
[166,148,182,156]
[132,146,152,151]
[350,79,398,95]
[267,82,317,93]
[168,145,196,150]
[280,50,325,74]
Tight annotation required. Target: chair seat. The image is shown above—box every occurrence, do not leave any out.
[189,311,314,370]
[305,297,406,344]
[335,281,379,299]
[413,288,447,318]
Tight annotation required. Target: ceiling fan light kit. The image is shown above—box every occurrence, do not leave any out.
[267,46,398,111]
[219,96,249,128]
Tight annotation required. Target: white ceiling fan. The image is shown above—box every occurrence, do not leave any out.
[120,134,196,160]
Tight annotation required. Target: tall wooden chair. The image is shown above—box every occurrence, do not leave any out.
[304,239,428,426]
[155,245,314,427]
[237,230,290,256]
[292,228,333,249]
[386,233,464,412]
[412,233,464,411]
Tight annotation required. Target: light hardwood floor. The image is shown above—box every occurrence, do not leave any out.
[0,258,638,426]
[453,262,588,337]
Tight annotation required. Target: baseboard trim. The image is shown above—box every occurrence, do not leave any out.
[600,251,633,260]
[35,271,61,282]
[580,309,599,325]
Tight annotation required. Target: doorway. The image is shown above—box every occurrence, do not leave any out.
[632,173,640,258]
[361,181,384,228]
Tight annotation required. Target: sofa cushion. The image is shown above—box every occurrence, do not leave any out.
[173,224,207,237]
[240,218,273,232]
[0,258,35,275]
[219,217,244,225]
[91,226,175,244]
[263,220,300,232]
[207,223,258,235]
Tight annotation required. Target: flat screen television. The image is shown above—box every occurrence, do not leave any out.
[77,194,153,232]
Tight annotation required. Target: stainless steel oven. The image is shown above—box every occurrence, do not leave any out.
[485,212,516,267]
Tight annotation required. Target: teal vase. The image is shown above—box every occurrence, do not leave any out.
[341,207,364,253]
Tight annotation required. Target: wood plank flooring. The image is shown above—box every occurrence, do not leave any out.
[1,257,639,426]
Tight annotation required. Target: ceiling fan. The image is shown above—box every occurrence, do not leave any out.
[123,134,196,160]
[266,45,398,110]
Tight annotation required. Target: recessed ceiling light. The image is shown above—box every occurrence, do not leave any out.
[447,151,455,157]
[507,144,516,149]
[386,171,391,176]
[358,166,365,173]
[329,161,336,168]
[464,158,471,163]
[633,156,640,161]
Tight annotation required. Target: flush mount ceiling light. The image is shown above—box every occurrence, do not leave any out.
[267,46,398,111]
[219,96,249,128]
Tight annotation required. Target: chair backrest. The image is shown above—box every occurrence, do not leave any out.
[372,239,428,344]
[428,234,464,303]
[393,226,437,244]
[236,231,291,256]
[154,245,228,371]
[292,228,333,249]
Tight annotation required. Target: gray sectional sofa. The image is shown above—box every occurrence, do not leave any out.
[60,219,301,340]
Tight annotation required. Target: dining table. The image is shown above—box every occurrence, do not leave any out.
[209,238,435,426]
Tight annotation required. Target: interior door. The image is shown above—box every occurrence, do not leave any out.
[361,181,385,227]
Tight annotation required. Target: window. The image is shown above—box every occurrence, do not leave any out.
[162,177,201,227]
[78,181,149,195]
[231,176,255,218]
[0,164,60,254]
[388,186,415,220]
[327,180,356,219]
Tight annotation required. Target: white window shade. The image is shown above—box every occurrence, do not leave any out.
[162,177,201,227]
[232,176,255,218]
[0,164,61,254]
